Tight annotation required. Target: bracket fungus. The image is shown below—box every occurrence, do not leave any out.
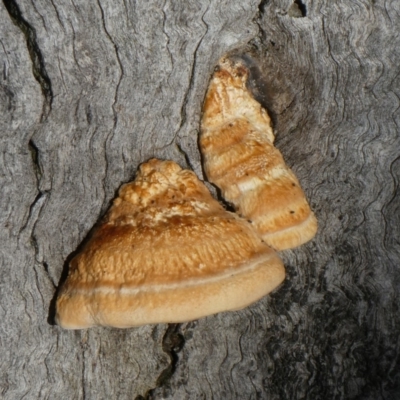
[56,159,285,329]
[200,57,317,251]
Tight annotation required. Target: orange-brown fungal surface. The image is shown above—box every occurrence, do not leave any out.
[56,159,285,329]
[200,57,317,251]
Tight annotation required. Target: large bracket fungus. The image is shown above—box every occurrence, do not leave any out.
[56,159,285,329]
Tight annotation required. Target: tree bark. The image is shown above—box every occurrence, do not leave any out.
[1,0,399,399]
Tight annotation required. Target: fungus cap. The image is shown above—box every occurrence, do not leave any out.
[200,57,317,250]
[56,159,285,329]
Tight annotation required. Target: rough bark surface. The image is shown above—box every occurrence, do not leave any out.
[1,0,399,399]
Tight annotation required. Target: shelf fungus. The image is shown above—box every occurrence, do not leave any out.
[56,159,285,329]
[200,56,318,251]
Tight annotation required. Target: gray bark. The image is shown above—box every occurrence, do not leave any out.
[1,0,399,399]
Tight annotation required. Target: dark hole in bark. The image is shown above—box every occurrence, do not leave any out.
[289,0,307,18]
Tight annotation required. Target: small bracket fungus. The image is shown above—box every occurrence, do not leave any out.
[56,159,285,329]
[200,57,317,251]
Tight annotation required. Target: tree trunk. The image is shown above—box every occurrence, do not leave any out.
[1,0,399,398]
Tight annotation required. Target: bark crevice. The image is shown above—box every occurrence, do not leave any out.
[144,323,185,399]
[3,0,53,120]
[96,0,124,129]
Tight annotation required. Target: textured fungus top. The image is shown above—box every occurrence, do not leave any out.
[56,159,285,329]
[200,57,317,251]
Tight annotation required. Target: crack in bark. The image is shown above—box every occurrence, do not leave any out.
[155,4,209,152]
[139,324,185,400]
[96,0,124,129]
[258,0,269,15]
[28,139,42,181]
[175,4,209,141]
[19,188,48,237]
[19,140,55,287]
[175,142,193,171]
[24,140,47,230]
[96,0,124,207]
[288,0,307,18]
[161,0,173,71]
[3,0,53,121]
[49,0,65,31]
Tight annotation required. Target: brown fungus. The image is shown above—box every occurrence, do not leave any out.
[56,159,285,329]
[200,57,317,250]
